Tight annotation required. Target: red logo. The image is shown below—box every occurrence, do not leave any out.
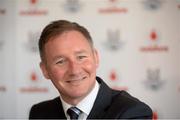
[30,0,38,5]
[110,70,118,81]
[109,69,128,91]
[150,30,157,41]
[30,71,38,82]
[140,29,168,52]
[19,70,48,93]
[19,0,48,16]
[153,111,158,120]
[98,0,128,14]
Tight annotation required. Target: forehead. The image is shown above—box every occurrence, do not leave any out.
[48,30,89,44]
[57,31,89,45]
[44,31,92,54]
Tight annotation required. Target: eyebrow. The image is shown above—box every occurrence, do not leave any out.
[53,56,64,62]
[75,50,89,54]
[52,50,89,61]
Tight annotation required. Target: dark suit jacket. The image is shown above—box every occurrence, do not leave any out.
[29,77,152,119]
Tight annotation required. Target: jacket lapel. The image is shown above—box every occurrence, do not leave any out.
[87,77,113,119]
[53,97,67,119]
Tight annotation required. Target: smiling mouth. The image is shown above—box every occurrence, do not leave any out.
[67,76,87,83]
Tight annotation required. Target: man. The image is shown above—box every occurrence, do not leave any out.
[29,20,152,119]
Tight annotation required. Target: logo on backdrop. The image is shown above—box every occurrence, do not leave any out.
[177,0,180,10]
[25,31,40,53]
[140,29,169,52]
[153,111,158,120]
[0,85,6,92]
[110,69,118,81]
[0,8,6,15]
[19,70,48,93]
[62,0,83,13]
[0,40,4,50]
[98,0,128,14]
[19,0,48,16]
[109,69,128,91]
[143,0,163,11]
[104,29,125,51]
[0,40,5,92]
[143,68,165,91]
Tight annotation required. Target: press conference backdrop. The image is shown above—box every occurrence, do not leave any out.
[0,0,180,119]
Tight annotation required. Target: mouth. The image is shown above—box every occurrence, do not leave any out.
[66,76,87,84]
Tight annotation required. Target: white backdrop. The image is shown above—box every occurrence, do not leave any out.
[0,0,180,119]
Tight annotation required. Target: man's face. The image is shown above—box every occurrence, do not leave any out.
[40,30,99,105]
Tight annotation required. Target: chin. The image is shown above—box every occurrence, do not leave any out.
[69,90,88,99]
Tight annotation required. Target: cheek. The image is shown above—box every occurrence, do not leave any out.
[49,66,66,80]
[83,60,97,73]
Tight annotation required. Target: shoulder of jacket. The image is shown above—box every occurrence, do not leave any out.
[110,90,142,109]
[31,96,60,109]
[104,90,152,118]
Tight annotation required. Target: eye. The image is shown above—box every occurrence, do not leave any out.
[56,58,66,65]
[78,55,87,60]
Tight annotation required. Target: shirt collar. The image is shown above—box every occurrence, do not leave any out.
[60,80,100,117]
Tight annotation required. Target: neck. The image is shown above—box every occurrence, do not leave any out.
[61,95,84,106]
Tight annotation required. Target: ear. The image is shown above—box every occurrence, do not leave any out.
[40,61,50,79]
[93,49,99,68]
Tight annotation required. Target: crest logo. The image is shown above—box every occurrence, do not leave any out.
[19,0,48,16]
[0,40,4,50]
[0,8,6,15]
[62,0,82,13]
[144,68,165,90]
[104,29,125,51]
[25,31,40,53]
[140,29,168,52]
[0,1,6,15]
[143,0,163,11]
[0,85,6,92]
[99,0,128,14]
[177,0,180,9]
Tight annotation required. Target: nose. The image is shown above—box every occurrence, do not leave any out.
[68,60,81,75]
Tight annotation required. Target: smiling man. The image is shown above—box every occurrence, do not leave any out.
[29,20,152,119]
